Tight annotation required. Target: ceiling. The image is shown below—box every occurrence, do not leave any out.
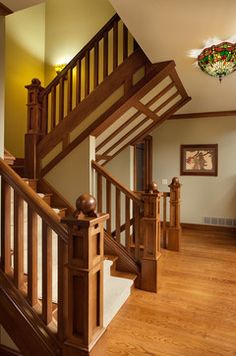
[109,0,236,114]
[2,0,44,12]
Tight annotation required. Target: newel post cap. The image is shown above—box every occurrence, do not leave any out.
[168,177,181,189]
[145,181,159,194]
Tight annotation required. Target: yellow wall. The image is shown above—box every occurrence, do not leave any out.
[5,3,45,157]
[44,0,115,84]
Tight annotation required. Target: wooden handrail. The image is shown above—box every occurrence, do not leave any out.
[0,158,68,242]
[42,14,120,96]
[92,160,143,207]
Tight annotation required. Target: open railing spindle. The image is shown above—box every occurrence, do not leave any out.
[13,192,24,289]
[106,180,111,234]
[125,196,131,251]
[27,207,38,306]
[1,179,11,274]
[42,222,53,325]
[115,188,121,244]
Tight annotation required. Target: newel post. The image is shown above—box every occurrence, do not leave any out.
[167,177,181,251]
[62,194,109,356]
[24,78,44,178]
[141,182,161,293]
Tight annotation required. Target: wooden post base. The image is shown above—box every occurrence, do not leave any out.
[167,227,181,251]
[141,254,161,293]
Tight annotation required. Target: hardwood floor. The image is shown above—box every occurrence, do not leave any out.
[99,228,236,355]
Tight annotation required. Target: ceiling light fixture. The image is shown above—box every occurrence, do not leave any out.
[197,41,236,82]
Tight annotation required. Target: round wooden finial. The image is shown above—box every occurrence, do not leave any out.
[75,193,97,218]
[169,177,181,188]
[31,78,41,86]
[147,181,158,193]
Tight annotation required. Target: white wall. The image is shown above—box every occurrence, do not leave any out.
[45,136,95,207]
[152,117,236,224]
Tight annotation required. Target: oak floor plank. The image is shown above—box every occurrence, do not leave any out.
[99,228,236,355]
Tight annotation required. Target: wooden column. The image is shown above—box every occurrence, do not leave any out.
[167,177,181,251]
[24,78,44,178]
[62,194,109,356]
[141,182,161,293]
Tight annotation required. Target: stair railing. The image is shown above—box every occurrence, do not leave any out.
[92,160,144,262]
[40,14,138,135]
[92,160,181,291]
[25,14,140,179]
[0,158,108,355]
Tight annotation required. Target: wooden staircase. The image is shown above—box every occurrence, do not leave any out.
[1,12,187,356]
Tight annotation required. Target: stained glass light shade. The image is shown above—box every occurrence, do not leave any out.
[198,42,236,82]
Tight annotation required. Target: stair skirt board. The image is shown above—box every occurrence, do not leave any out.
[10,193,134,326]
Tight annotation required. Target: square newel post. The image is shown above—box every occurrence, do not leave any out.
[167,177,181,251]
[25,78,44,178]
[62,194,109,356]
[141,182,161,293]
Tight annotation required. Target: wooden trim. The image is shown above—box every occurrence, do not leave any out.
[4,149,15,165]
[0,2,13,16]
[181,223,236,234]
[170,110,236,120]
[0,344,22,356]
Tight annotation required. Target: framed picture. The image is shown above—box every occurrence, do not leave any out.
[180,144,218,176]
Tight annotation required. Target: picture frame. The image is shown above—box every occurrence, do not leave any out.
[180,144,218,176]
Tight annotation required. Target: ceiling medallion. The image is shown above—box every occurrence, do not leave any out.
[198,42,236,82]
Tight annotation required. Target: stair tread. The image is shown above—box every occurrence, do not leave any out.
[104,255,119,263]
[111,270,137,281]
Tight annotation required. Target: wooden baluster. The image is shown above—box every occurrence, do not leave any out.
[94,41,99,88]
[97,173,103,212]
[123,24,128,60]
[85,50,90,97]
[57,237,68,342]
[115,188,121,243]
[61,195,109,355]
[140,182,161,292]
[51,85,56,130]
[42,94,48,135]
[167,177,181,251]
[162,192,167,249]
[134,203,140,261]
[67,68,72,114]
[27,207,38,306]
[14,192,24,289]
[76,60,81,105]
[42,222,52,325]
[113,19,118,70]
[103,31,108,79]
[106,180,111,234]
[125,196,131,251]
[1,179,11,274]
[59,77,65,121]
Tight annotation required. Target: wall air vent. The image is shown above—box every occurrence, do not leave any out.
[204,217,236,226]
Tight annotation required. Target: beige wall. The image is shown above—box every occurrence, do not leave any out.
[5,3,45,157]
[152,117,236,224]
[45,136,95,207]
[44,0,115,84]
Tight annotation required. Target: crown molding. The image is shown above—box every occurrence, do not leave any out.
[169,110,236,120]
[0,2,13,16]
